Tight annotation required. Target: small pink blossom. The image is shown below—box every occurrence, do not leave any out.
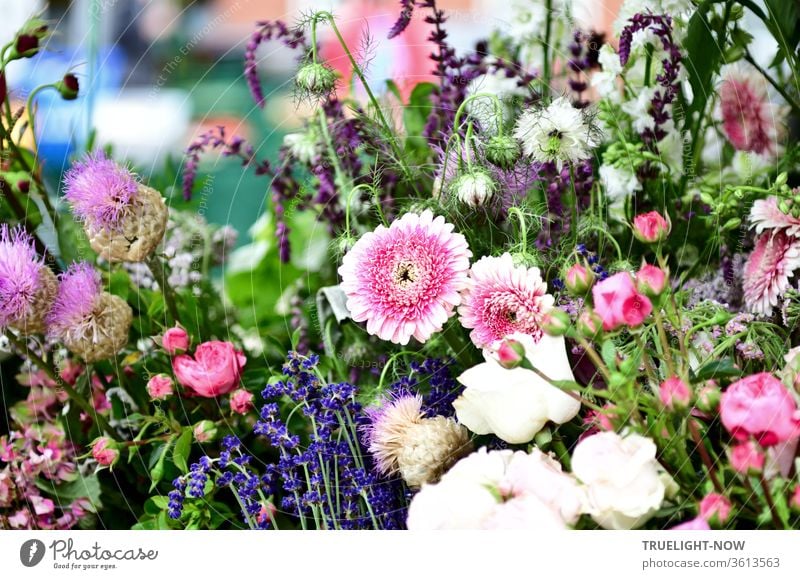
[91,437,119,467]
[493,339,526,369]
[637,264,668,296]
[720,373,800,447]
[564,263,593,294]
[699,493,732,526]
[632,211,670,244]
[671,517,710,530]
[146,374,174,400]
[230,389,254,415]
[659,376,691,409]
[193,420,218,443]
[161,326,189,355]
[729,440,765,475]
[172,341,246,398]
[591,272,652,331]
[8,509,31,528]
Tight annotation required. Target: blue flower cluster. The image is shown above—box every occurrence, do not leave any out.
[388,357,460,418]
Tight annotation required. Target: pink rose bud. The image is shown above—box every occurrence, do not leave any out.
[494,339,526,369]
[670,517,710,530]
[637,264,668,297]
[577,309,603,338]
[729,440,765,475]
[193,420,218,443]
[541,308,571,336]
[696,382,721,413]
[173,341,246,397]
[161,326,190,355]
[720,372,800,447]
[659,376,692,409]
[699,493,732,527]
[146,374,174,401]
[230,389,255,415]
[91,437,119,467]
[632,211,670,244]
[591,272,652,331]
[564,263,594,295]
[791,485,800,513]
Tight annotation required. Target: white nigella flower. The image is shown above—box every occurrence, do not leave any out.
[621,87,657,134]
[450,168,497,208]
[599,163,641,202]
[508,0,549,40]
[656,130,686,181]
[283,129,320,164]
[513,97,599,167]
[592,45,622,101]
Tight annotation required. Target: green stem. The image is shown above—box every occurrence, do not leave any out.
[146,254,180,325]
[759,474,785,529]
[508,207,528,252]
[542,0,552,93]
[687,418,724,494]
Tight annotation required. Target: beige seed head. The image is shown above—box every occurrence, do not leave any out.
[63,292,132,362]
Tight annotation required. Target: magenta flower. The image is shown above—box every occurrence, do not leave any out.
[458,253,553,349]
[659,376,691,409]
[172,341,246,397]
[63,152,139,232]
[743,230,800,315]
[591,272,653,331]
[0,225,52,329]
[338,210,471,345]
[720,66,783,156]
[670,517,710,530]
[699,493,732,526]
[46,262,102,341]
[728,440,765,475]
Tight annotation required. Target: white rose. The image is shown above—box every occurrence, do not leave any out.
[454,333,581,444]
[571,432,666,530]
[407,448,586,529]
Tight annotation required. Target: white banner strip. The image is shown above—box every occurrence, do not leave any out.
[0,531,798,579]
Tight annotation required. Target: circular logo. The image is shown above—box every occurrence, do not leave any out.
[19,539,46,567]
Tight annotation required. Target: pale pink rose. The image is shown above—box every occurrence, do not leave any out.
[633,211,670,243]
[720,373,800,446]
[671,517,711,530]
[91,437,119,467]
[161,326,190,355]
[172,341,247,397]
[637,264,668,296]
[659,377,691,409]
[230,389,254,415]
[699,493,732,526]
[729,441,765,474]
[592,272,652,331]
[146,374,174,400]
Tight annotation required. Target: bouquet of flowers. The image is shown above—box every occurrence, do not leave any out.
[2,0,800,530]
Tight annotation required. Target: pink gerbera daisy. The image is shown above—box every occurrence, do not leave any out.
[750,196,800,237]
[338,210,471,345]
[719,67,783,156]
[458,253,554,349]
[743,231,800,315]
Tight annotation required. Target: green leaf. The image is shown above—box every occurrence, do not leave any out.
[108,269,131,301]
[694,358,742,381]
[36,473,102,507]
[56,216,96,265]
[402,82,436,163]
[764,0,800,48]
[683,4,722,120]
[173,428,192,474]
[601,340,617,369]
[147,294,165,319]
[384,79,402,102]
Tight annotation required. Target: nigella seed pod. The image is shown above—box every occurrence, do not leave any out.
[484,134,521,169]
[63,153,168,262]
[295,63,336,95]
[450,167,496,208]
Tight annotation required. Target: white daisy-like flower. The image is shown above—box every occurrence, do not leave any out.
[512,97,599,167]
[599,164,641,202]
[283,129,320,164]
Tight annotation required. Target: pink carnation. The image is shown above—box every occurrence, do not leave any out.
[173,341,246,397]
[458,253,553,349]
[720,67,782,156]
[0,225,45,326]
[720,373,800,447]
[591,272,652,331]
[45,262,102,340]
[338,210,471,345]
[743,231,800,315]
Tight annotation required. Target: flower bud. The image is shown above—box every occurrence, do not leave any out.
[541,308,571,336]
[0,71,6,103]
[696,382,721,413]
[564,263,594,295]
[296,63,336,94]
[230,389,255,415]
[9,21,48,60]
[56,73,79,100]
[577,309,602,338]
[699,493,732,528]
[91,437,119,467]
[728,440,764,475]
[637,264,668,297]
[658,376,691,409]
[146,374,174,401]
[484,134,521,169]
[632,211,670,244]
[161,326,190,355]
[494,339,526,369]
[790,485,800,513]
[450,168,496,207]
[193,420,218,443]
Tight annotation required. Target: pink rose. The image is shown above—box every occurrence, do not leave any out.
[637,264,668,296]
[493,338,525,369]
[671,517,710,530]
[699,493,732,526]
[592,272,652,331]
[161,326,190,355]
[729,440,765,474]
[659,377,691,409]
[564,263,594,294]
[91,437,119,467]
[146,374,174,401]
[172,341,247,398]
[230,389,254,415]
[720,373,800,446]
[633,211,670,243]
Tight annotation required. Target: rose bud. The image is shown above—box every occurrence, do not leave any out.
[728,440,765,475]
[696,381,721,413]
[541,308,571,336]
[230,389,254,415]
[193,420,218,443]
[790,485,800,513]
[146,374,174,401]
[161,326,190,355]
[493,338,526,369]
[632,211,670,244]
[56,73,79,100]
[564,263,594,295]
[577,309,603,338]
[659,376,692,409]
[637,264,668,297]
[699,493,732,527]
[91,437,119,467]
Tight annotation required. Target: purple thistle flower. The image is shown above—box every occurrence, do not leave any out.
[46,262,101,339]
[63,152,139,232]
[0,225,44,326]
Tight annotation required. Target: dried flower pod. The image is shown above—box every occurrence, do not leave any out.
[61,292,132,363]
